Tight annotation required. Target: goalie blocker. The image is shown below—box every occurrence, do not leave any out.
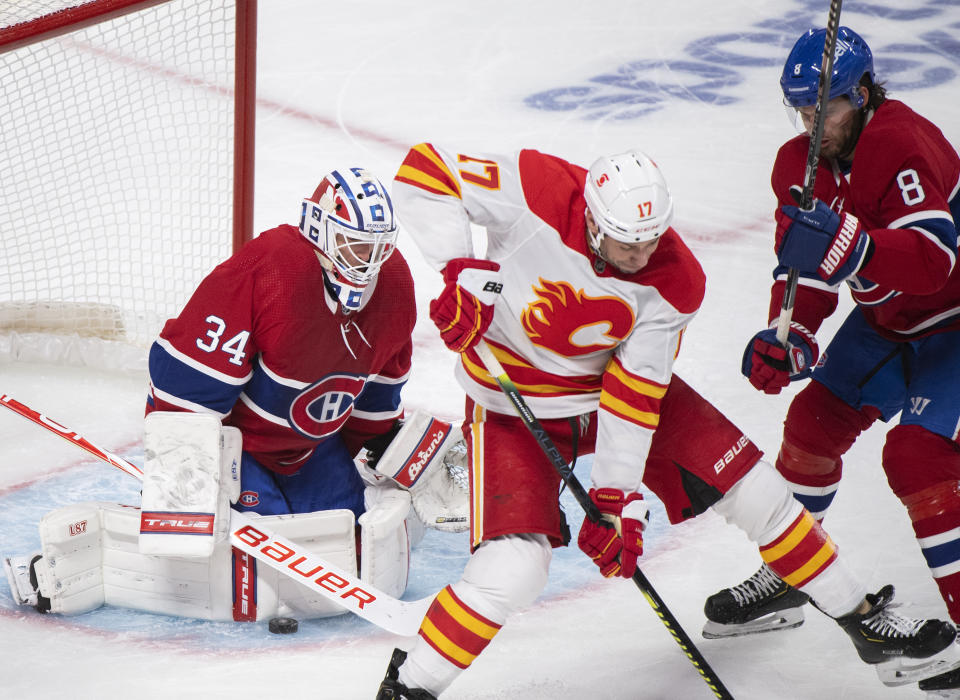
[4,411,433,622]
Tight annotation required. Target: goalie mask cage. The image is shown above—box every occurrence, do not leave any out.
[0,0,256,370]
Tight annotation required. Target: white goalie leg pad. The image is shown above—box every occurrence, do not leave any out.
[359,410,469,533]
[359,484,413,599]
[139,412,241,558]
[32,501,359,621]
[33,501,242,619]
[712,460,865,617]
[263,509,359,620]
[33,502,109,615]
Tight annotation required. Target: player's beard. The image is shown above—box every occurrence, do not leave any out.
[832,108,867,162]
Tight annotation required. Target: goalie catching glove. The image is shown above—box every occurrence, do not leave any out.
[356,410,469,533]
[578,488,649,578]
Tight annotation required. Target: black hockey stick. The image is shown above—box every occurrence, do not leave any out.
[475,341,734,700]
[776,0,844,345]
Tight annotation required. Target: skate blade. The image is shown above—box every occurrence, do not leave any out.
[3,555,38,607]
[878,641,960,687]
[702,607,805,639]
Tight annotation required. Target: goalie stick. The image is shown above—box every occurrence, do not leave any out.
[0,392,434,636]
[475,342,734,700]
[776,0,844,345]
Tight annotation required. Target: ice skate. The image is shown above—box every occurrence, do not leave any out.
[2,553,48,612]
[702,563,810,638]
[376,648,437,700]
[836,585,960,686]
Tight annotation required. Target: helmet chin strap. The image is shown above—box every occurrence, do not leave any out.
[315,250,361,314]
[585,207,601,250]
[584,208,609,273]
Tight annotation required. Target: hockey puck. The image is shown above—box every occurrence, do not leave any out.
[268,616,299,634]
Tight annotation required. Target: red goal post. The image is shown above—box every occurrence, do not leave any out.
[0,0,256,370]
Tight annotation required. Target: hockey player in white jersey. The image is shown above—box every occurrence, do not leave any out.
[374,144,960,698]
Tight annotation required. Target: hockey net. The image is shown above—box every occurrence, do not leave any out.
[0,0,255,372]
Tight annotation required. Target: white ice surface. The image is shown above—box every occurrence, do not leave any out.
[2,1,960,698]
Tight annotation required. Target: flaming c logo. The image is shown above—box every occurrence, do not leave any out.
[520,279,635,356]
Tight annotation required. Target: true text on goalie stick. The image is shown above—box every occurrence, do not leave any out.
[0,392,435,636]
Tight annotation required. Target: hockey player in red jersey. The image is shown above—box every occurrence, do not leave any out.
[374,145,959,699]
[146,166,413,518]
[4,167,468,625]
[705,26,960,695]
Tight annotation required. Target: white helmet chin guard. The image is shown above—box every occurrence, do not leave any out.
[299,167,398,311]
[583,150,674,249]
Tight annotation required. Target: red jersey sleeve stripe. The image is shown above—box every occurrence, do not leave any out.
[599,392,659,429]
[460,342,602,397]
[598,357,666,428]
[605,356,669,398]
[395,143,462,198]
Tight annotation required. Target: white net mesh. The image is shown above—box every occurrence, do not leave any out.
[0,0,241,363]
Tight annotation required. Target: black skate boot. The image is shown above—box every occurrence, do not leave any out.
[836,584,960,686]
[376,648,437,700]
[702,563,810,638]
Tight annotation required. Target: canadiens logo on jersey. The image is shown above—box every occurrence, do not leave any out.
[521,279,635,356]
[289,373,367,440]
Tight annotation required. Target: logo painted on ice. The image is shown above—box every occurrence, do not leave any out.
[289,373,367,440]
[524,5,960,121]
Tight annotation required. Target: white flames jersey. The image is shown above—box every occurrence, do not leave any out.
[394,144,705,490]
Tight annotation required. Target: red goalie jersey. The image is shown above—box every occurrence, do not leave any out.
[146,224,416,474]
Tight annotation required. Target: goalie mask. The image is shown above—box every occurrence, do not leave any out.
[299,168,399,311]
[583,149,674,252]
